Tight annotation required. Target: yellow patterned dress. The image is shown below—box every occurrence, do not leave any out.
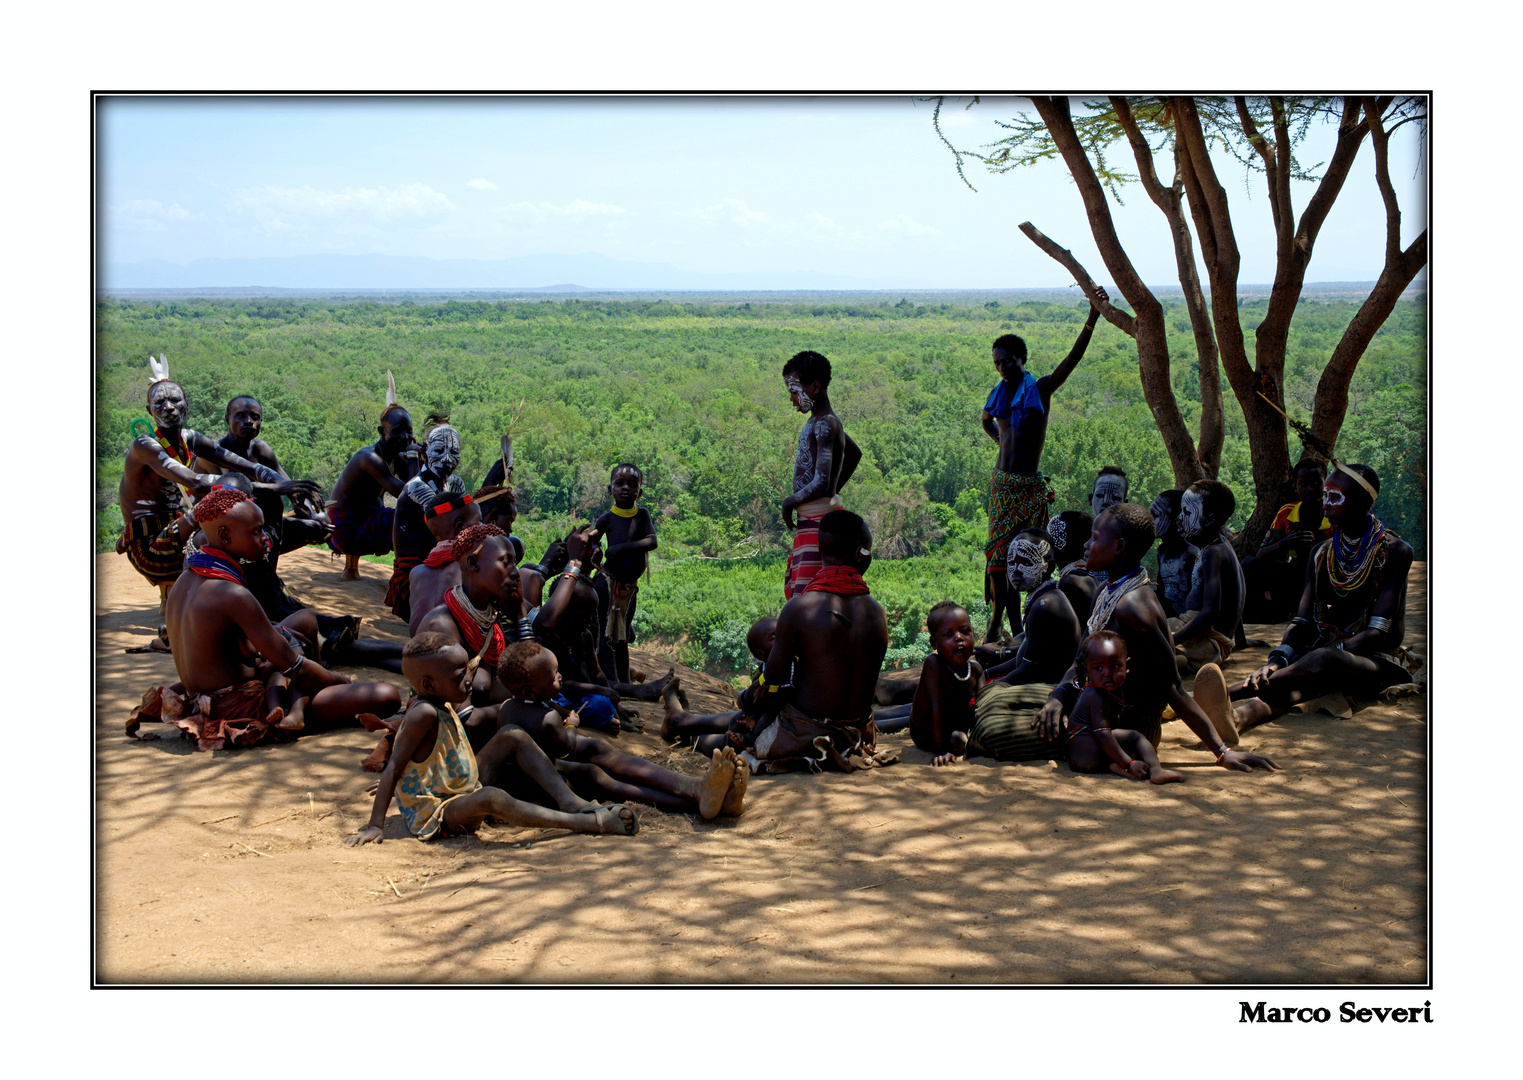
[395,702,481,840]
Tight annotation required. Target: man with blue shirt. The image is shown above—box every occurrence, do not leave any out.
[980,288,1106,643]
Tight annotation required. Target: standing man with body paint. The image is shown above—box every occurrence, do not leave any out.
[780,350,862,599]
[981,290,1107,642]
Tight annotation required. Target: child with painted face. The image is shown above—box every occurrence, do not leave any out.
[909,602,984,767]
[1168,479,1246,676]
[592,463,658,685]
[344,632,638,847]
[1065,631,1184,784]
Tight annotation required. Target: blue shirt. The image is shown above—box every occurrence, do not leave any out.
[984,371,1044,423]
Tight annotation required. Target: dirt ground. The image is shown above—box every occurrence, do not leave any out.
[94,547,1427,984]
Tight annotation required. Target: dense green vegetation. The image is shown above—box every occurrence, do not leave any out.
[96,293,1426,674]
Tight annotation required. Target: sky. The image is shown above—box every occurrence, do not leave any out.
[98,95,1427,289]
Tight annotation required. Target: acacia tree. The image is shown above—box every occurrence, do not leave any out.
[934,95,1427,549]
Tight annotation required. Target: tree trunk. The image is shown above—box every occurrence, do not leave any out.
[1029,96,1205,488]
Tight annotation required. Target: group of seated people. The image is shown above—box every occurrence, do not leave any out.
[116,358,1420,850]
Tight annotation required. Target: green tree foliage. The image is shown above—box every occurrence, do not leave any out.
[96,294,1424,670]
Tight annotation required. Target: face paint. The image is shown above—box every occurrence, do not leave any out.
[1090,475,1127,515]
[1322,480,1346,510]
[424,425,461,477]
[1047,517,1068,552]
[1150,496,1172,539]
[785,375,814,412]
[1178,490,1209,543]
[1006,535,1053,592]
[148,382,188,428]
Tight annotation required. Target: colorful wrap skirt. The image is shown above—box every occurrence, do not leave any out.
[985,471,1055,573]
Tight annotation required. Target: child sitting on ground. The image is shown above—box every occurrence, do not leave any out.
[660,616,779,754]
[1066,630,1184,785]
[497,640,747,820]
[344,632,638,846]
[877,601,983,767]
[592,463,658,685]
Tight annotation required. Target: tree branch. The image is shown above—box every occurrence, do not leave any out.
[1362,96,1403,265]
[1016,221,1135,336]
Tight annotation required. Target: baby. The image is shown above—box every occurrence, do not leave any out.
[1066,630,1184,784]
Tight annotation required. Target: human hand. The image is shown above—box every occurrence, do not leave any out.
[563,708,581,729]
[274,478,322,500]
[1089,285,1110,314]
[931,752,960,767]
[1034,697,1065,741]
[781,498,797,531]
[1218,749,1279,772]
[565,529,595,564]
[1127,759,1150,780]
[343,825,383,847]
[1244,663,1280,691]
[1287,528,1317,545]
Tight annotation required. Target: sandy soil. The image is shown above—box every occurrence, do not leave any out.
[95,547,1427,983]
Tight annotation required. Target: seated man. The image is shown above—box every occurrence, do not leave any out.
[196,394,330,566]
[118,362,319,649]
[958,503,1275,772]
[126,488,402,751]
[660,617,779,754]
[749,509,898,774]
[407,491,482,636]
[327,391,419,580]
[182,474,401,672]
[1168,479,1245,676]
[1229,463,1418,733]
[1240,458,1333,623]
[1150,489,1196,619]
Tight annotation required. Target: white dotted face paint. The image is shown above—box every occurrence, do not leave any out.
[785,375,814,412]
[1007,535,1053,592]
[1047,518,1068,552]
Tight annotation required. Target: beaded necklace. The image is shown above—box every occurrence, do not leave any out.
[1326,517,1387,596]
[1086,566,1150,636]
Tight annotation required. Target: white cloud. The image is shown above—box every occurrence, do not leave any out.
[806,212,837,230]
[231,183,455,231]
[111,199,195,230]
[877,215,939,236]
[698,198,768,226]
[466,177,499,191]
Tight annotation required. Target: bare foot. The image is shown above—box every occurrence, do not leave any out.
[586,804,638,835]
[1191,663,1239,747]
[281,698,307,732]
[630,668,647,683]
[661,677,688,741]
[617,705,644,733]
[624,667,674,702]
[340,556,360,581]
[1234,697,1274,735]
[1149,765,1186,784]
[721,754,749,816]
[696,747,738,820]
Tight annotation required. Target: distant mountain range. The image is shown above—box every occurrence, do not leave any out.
[101,253,912,292]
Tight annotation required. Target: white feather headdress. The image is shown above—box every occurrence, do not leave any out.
[385,370,398,408]
[148,353,169,384]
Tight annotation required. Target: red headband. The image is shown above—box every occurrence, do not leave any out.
[424,493,474,520]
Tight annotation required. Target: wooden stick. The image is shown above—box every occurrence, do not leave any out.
[387,877,403,898]
[199,814,237,825]
[851,881,889,892]
[236,842,273,858]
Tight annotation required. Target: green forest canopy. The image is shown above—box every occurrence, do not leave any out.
[96,293,1426,674]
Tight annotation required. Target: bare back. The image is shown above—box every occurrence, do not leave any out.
[164,574,266,692]
[770,590,889,721]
